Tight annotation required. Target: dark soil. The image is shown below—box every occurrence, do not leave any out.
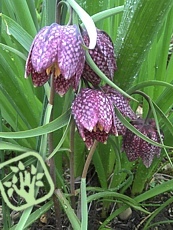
[2,157,173,230]
[28,192,173,230]
[28,170,173,230]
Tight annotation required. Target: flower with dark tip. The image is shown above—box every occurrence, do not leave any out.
[82,29,117,86]
[102,85,137,135]
[25,23,85,96]
[123,118,163,168]
[71,88,118,149]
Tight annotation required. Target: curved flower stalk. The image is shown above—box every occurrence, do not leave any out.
[25,23,85,96]
[71,86,136,149]
[123,118,164,168]
[82,29,117,86]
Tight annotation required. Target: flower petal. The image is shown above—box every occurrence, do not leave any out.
[58,25,85,80]
[25,54,50,86]
[123,118,163,168]
[97,91,113,133]
[82,29,117,86]
[71,88,99,131]
[103,85,137,119]
[31,23,60,73]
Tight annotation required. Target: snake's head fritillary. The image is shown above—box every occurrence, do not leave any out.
[123,118,164,168]
[102,85,137,135]
[25,23,85,96]
[82,29,117,86]
[71,88,117,149]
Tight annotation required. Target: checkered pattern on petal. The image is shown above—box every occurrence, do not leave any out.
[25,49,50,86]
[82,29,117,86]
[102,85,137,120]
[31,23,60,73]
[72,88,99,132]
[97,91,114,133]
[123,118,163,168]
[54,75,73,96]
[25,23,86,95]
[71,88,117,149]
[58,25,85,80]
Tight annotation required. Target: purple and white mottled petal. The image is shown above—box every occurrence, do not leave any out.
[140,127,161,168]
[102,85,137,120]
[82,29,117,86]
[83,129,95,149]
[54,75,72,96]
[72,88,119,148]
[25,26,48,77]
[97,91,113,133]
[123,129,141,161]
[71,89,99,132]
[82,64,101,86]
[58,25,85,80]
[96,30,117,78]
[26,54,50,86]
[123,118,163,168]
[91,129,109,144]
[114,116,126,135]
[31,23,60,72]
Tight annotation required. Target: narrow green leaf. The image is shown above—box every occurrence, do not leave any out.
[127,80,173,95]
[0,141,33,152]
[135,179,173,203]
[55,189,81,230]
[86,51,136,101]
[22,200,53,229]
[42,0,56,25]
[0,43,26,60]
[92,149,108,189]
[115,107,172,149]
[12,206,33,230]
[47,115,71,160]
[0,13,33,51]
[115,0,173,89]
[0,109,70,139]
[10,0,37,36]
[87,191,148,213]
[92,6,124,23]
[81,178,88,230]
[67,0,97,49]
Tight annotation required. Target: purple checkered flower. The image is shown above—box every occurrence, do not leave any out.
[102,85,137,135]
[71,88,118,149]
[25,23,85,96]
[123,118,163,168]
[82,29,117,86]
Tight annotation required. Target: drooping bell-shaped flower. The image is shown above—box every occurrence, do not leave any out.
[82,29,117,86]
[102,85,137,135]
[71,88,118,149]
[123,118,163,168]
[25,23,85,96]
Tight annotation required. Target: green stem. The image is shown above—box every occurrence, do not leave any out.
[82,140,98,179]
[48,75,62,230]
